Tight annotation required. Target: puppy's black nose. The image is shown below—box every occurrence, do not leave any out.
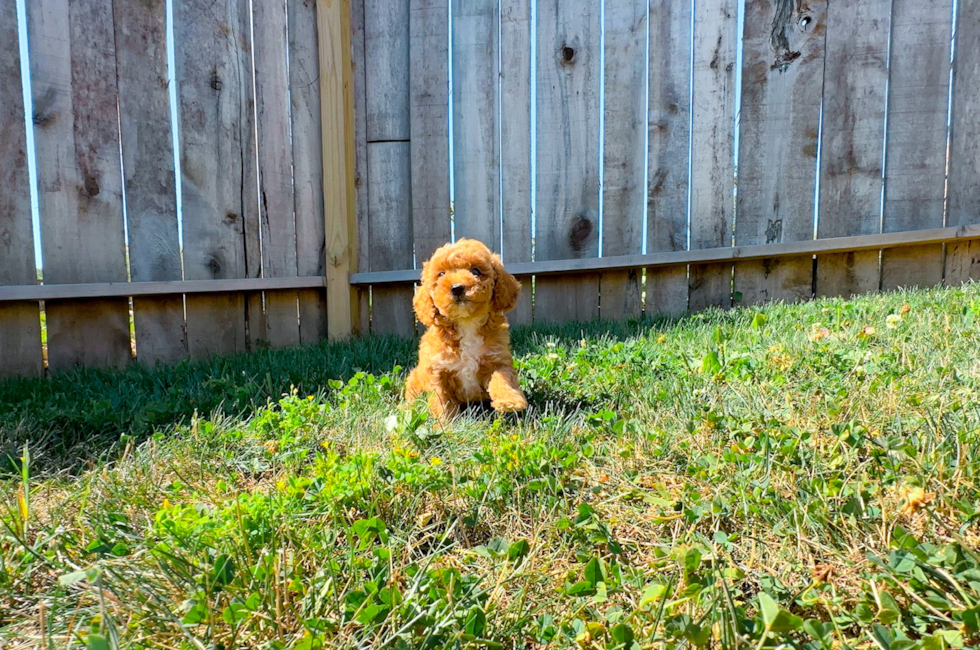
[451,284,465,298]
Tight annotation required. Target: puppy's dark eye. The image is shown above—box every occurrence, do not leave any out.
[438,271,445,277]
[471,268,482,277]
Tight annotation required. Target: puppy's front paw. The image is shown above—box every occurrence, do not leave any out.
[491,390,528,413]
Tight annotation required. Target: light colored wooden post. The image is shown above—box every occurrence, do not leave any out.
[318,0,359,339]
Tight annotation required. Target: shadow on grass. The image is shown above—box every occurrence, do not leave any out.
[0,307,740,474]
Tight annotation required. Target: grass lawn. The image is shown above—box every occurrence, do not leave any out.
[2,284,979,649]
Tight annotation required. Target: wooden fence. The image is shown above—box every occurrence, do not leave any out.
[351,0,980,337]
[0,0,354,378]
[1,0,980,378]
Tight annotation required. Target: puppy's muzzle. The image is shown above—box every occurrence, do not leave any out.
[451,284,466,300]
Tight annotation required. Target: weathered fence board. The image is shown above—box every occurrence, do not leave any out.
[880,0,953,291]
[174,0,260,359]
[410,0,451,266]
[816,0,891,297]
[735,0,826,307]
[29,0,132,371]
[253,0,301,349]
[645,0,692,318]
[114,0,186,366]
[363,0,414,337]
[347,0,371,336]
[688,0,738,312]
[946,0,980,285]
[452,0,499,250]
[0,0,42,377]
[601,0,647,320]
[367,143,416,336]
[500,0,533,325]
[534,0,601,324]
[290,0,330,343]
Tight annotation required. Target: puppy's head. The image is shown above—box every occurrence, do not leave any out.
[414,239,521,327]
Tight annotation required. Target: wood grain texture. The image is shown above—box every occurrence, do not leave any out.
[253,0,300,349]
[815,0,891,297]
[946,0,980,285]
[880,0,953,291]
[28,0,131,371]
[347,0,370,336]
[363,0,414,336]
[689,0,738,312]
[500,0,532,326]
[365,0,410,142]
[174,0,258,358]
[113,0,186,366]
[646,0,693,318]
[734,0,826,307]
[0,0,42,377]
[410,0,451,263]
[367,142,415,336]
[601,0,647,320]
[452,0,499,249]
[534,0,600,324]
[290,0,329,343]
[320,0,359,340]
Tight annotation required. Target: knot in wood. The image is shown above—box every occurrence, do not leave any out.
[211,72,222,91]
[568,214,593,253]
[83,175,100,197]
[560,45,575,65]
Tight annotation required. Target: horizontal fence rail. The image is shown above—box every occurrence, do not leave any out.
[349,225,980,286]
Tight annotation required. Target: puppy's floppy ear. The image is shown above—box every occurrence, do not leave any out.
[491,254,521,313]
[413,266,440,326]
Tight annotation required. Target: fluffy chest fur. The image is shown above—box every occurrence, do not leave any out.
[435,321,488,400]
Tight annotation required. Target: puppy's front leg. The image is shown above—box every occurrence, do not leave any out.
[487,367,528,413]
[429,385,461,424]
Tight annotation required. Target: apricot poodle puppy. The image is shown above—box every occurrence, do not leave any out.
[405,239,528,422]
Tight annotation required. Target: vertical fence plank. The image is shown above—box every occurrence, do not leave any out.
[880,0,953,291]
[500,0,532,326]
[535,0,600,324]
[453,0,498,250]
[254,0,300,349]
[290,0,329,343]
[410,0,451,266]
[734,0,826,307]
[114,0,186,366]
[815,0,891,298]
[945,0,980,285]
[645,0,691,318]
[368,144,416,336]
[322,0,359,340]
[347,0,370,336]
[28,0,131,371]
[174,0,259,358]
[601,0,647,320]
[365,0,414,336]
[688,0,738,312]
[0,0,42,377]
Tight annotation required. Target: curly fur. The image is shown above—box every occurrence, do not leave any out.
[404,239,527,422]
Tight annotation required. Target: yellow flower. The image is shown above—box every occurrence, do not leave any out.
[656,335,667,344]
[886,314,902,329]
[429,457,442,467]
